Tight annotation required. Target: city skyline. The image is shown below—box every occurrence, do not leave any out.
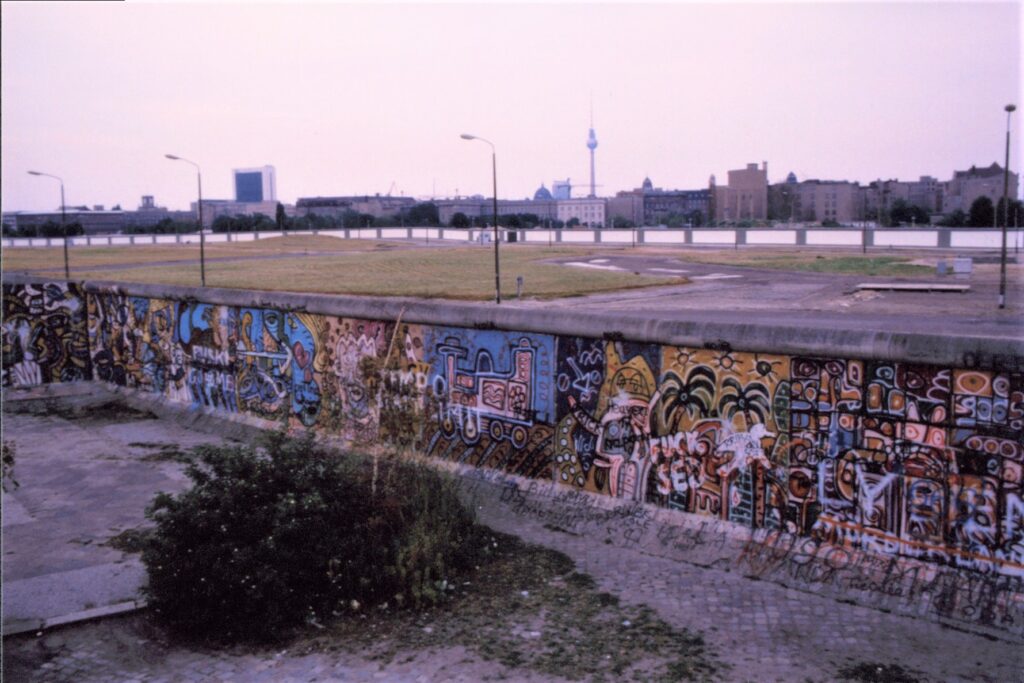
[1,2,1020,212]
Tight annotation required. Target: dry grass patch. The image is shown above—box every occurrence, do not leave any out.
[29,246,684,299]
[1,236,402,272]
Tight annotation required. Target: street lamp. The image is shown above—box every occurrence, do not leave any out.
[999,104,1016,309]
[26,171,70,279]
[460,133,501,304]
[165,154,206,287]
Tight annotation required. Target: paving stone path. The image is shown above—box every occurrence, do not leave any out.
[3,394,1022,682]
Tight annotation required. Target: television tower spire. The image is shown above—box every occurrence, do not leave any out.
[586,101,598,199]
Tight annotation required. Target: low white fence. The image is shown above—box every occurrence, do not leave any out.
[3,227,1022,250]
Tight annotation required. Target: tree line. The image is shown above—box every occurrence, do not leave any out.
[1,220,85,238]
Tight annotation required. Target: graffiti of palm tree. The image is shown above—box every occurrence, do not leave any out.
[653,366,716,433]
[718,378,770,428]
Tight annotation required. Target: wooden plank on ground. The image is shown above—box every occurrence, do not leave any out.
[856,283,970,292]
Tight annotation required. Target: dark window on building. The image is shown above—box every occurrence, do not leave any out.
[235,172,263,202]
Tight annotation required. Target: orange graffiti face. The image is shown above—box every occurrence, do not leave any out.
[613,367,650,398]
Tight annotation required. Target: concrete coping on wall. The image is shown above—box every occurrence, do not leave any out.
[4,273,1021,369]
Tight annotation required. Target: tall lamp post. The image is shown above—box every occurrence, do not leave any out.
[460,133,501,304]
[27,171,70,280]
[999,104,1016,309]
[165,154,206,287]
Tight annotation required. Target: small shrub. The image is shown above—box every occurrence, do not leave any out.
[2,441,18,492]
[142,432,486,642]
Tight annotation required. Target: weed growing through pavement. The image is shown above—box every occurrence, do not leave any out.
[838,662,925,683]
[128,442,197,464]
[305,533,723,682]
[105,527,155,553]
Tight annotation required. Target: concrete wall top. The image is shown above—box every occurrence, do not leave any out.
[5,273,1020,369]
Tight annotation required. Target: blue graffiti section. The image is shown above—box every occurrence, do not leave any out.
[288,312,321,427]
[419,327,555,477]
[424,327,554,444]
[235,307,291,420]
[234,307,321,425]
[174,302,237,412]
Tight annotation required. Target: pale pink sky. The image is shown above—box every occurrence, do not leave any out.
[1,1,1020,212]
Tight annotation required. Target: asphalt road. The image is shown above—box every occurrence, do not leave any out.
[526,252,1024,339]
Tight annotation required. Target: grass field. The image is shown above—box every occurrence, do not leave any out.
[4,237,945,299]
[0,235,396,271]
[11,243,682,300]
[662,249,934,277]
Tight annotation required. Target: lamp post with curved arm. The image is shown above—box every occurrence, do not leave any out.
[460,133,501,304]
[26,171,70,279]
[999,104,1016,309]
[165,154,206,287]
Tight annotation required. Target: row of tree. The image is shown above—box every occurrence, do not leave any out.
[864,196,1022,228]
[1,220,85,238]
[210,202,442,233]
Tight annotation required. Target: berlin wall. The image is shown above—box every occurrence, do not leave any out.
[3,276,1023,638]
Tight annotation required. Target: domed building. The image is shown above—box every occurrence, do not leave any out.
[641,176,654,193]
[533,184,553,201]
[786,171,798,184]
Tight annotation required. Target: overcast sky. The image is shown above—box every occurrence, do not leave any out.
[1,1,1020,212]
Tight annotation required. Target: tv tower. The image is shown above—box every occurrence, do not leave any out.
[586,104,598,199]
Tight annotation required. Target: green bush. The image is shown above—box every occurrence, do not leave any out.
[143,432,485,642]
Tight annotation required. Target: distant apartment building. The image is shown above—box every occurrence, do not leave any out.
[607,193,644,227]
[294,195,416,220]
[233,166,277,203]
[2,209,126,235]
[436,198,486,225]
[437,194,559,226]
[191,199,280,228]
[609,176,709,226]
[501,197,557,221]
[769,176,861,223]
[908,176,943,213]
[713,162,768,222]
[123,195,195,228]
[557,197,605,227]
[942,163,1019,214]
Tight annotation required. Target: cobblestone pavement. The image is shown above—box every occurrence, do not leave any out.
[3,399,1023,682]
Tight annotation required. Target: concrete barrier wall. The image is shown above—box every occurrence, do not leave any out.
[873,230,937,248]
[693,229,734,244]
[748,229,796,245]
[4,278,1023,635]
[559,230,596,243]
[599,230,635,244]
[951,230,1011,249]
[638,231,684,244]
[523,230,556,243]
[806,230,863,246]
[4,227,1023,250]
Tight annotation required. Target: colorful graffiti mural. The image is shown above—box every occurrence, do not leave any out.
[421,327,555,478]
[24,282,1024,578]
[2,282,91,387]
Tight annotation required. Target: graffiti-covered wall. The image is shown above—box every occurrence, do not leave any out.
[2,282,91,387]
[4,281,1023,585]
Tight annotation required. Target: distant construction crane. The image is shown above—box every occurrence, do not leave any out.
[387,181,398,197]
